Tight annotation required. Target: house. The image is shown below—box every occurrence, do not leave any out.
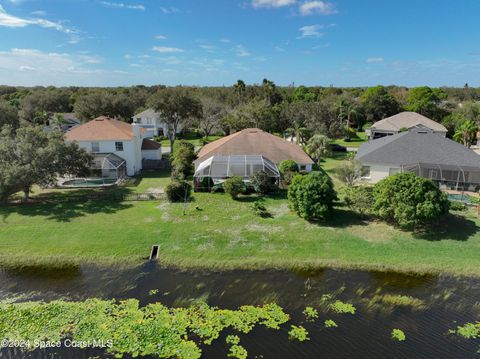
[193,128,314,184]
[44,113,81,133]
[366,112,447,139]
[132,108,182,139]
[356,128,480,191]
[65,116,162,177]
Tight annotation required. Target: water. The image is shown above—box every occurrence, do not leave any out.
[448,193,473,204]
[0,263,479,358]
[61,178,117,187]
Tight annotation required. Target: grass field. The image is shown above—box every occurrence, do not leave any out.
[1,161,480,276]
[332,131,368,148]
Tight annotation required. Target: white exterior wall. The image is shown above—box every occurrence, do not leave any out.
[361,164,400,184]
[76,139,142,176]
[133,114,182,138]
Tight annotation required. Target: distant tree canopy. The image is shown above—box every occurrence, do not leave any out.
[0,126,92,202]
[0,82,479,151]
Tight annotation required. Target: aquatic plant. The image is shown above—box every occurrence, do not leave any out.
[391,329,406,341]
[371,294,425,310]
[148,289,159,296]
[303,306,318,321]
[0,299,290,359]
[288,325,309,342]
[451,322,480,339]
[324,319,338,328]
[226,335,247,359]
[330,300,356,314]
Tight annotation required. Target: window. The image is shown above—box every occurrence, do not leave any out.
[115,142,124,151]
[361,166,371,178]
[389,167,400,176]
[91,142,100,153]
[300,165,306,171]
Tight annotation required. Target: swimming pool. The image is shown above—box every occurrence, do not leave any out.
[447,193,474,204]
[61,178,117,187]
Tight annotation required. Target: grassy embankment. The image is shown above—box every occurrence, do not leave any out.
[1,155,480,276]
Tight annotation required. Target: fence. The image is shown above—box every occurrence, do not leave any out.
[9,191,165,204]
[142,159,171,170]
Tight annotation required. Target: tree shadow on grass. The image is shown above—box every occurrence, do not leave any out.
[0,193,133,223]
[412,213,479,242]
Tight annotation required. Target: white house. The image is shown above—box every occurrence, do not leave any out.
[65,116,161,177]
[44,113,81,133]
[132,108,182,139]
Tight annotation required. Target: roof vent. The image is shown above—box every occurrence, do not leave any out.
[249,130,258,133]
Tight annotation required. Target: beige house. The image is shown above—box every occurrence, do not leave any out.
[366,112,447,139]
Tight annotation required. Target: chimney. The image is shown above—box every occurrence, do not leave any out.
[132,122,141,139]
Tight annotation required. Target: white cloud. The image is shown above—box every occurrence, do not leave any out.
[78,54,103,64]
[160,7,180,14]
[274,46,285,52]
[251,0,296,8]
[155,35,167,40]
[152,46,184,53]
[299,1,337,15]
[299,25,324,38]
[220,38,231,43]
[0,5,75,34]
[157,56,182,65]
[367,57,384,63]
[235,45,251,57]
[199,44,216,51]
[31,10,46,16]
[100,1,145,11]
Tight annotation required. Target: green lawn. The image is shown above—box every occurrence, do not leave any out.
[1,168,480,276]
[332,131,368,148]
[160,135,223,147]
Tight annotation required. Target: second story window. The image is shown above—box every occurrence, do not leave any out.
[91,142,100,153]
[115,142,124,151]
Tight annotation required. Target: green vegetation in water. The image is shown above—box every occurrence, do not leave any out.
[324,319,338,328]
[0,299,290,359]
[226,335,247,359]
[288,325,309,342]
[330,300,356,315]
[451,322,480,339]
[391,329,406,341]
[302,306,318,321]
[148,289,159,296]
[371,294,426,310]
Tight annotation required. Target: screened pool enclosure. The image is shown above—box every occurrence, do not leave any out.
[91,153,127,179]
[194,155,280,188]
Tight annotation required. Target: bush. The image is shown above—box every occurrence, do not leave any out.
[344,186,374,218]
[196,176,214,192]
[279,160,299,174]
[223,176,245,199]
[165,180,192,202]
[278,160,299,186]
[250,171,277,195]
[251,201,270,218]
[288,171,337,220]
[170,140,196,180]
[449,200,467,211]
[372,173,450,229]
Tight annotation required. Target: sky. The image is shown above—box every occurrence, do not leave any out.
[0,0,479,87]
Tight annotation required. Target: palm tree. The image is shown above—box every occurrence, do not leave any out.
[335,99,359,139]
[305,134,331,164]
[454,120,478,147]
[233,80,246,104]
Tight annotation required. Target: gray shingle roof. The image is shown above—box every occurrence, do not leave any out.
[357,128,480,171]
[371,112,447,133]
[133,108,158,119]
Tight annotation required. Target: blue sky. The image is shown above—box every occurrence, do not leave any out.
[0,0,479,87]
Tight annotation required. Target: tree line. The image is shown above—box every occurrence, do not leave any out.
[1,82,480,147]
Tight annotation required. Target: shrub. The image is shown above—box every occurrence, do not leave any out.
[372,173,450,229]
[288,171,337,220]
[250,170,276,195]
[279,160,299,174]
[223,177,245,199]
[165,180,192,202]
[449,200,467,211]
[344,186,374,218]
[171,140,196,180]
[251,201,270,218]
[197,176,214,192]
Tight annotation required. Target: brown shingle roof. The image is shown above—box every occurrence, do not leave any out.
[371,112,447,133]
[195,128,313,165]
[142,139,161,150]
[65,116,142,141]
